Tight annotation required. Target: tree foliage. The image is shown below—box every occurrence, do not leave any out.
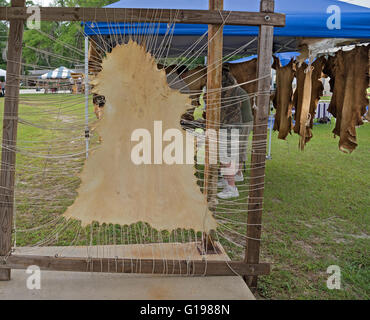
[19,0,116,72]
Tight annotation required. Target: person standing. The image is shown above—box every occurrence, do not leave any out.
[0,80,5,97]
[217,66,253,200]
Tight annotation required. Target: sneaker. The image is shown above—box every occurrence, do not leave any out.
[217,185,239,199]
[217,178,228,188]
[234,172,244,182]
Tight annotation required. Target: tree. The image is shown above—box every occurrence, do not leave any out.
[21,0,116,72]
[0,0,9,70]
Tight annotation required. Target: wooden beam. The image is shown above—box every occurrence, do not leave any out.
[0,0,25,282]
[244,0,275,292]
[1,255,270,276]
[204,0,223,206]
[0,7,285,27]
[202,0,224,253]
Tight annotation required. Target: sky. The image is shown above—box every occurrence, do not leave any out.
[36,0,370,8]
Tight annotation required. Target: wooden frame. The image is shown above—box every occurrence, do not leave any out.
[245,0,275,291]
[0,0,25,282]
[0,6,285,26]
[0,0,281,291]
[1,255,270,276]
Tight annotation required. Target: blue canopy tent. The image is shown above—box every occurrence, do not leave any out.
[84,0,370,55]
[229,52,303,66]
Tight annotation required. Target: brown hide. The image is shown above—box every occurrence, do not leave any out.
[228,58,258,95]
[88,40,102,74]
[327,46,369,153]
[309,57,326,127]
[366,112,370,121]
[323,55,336,101]
[293,57,326,147]
[180,66,207,92]
[292,63,313,150]
[180,67,207,126]
[272,57,296,140]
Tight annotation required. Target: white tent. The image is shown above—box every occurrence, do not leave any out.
[40,66,72,80]
[0,69,6,78]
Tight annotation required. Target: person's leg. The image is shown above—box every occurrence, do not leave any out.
[220,162,236,187]
[217,161,239,199]
[236,124,251,178]
[218,128,239,199]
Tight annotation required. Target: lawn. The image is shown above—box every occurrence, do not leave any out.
[0,94,369,300]
[259,121,369,300]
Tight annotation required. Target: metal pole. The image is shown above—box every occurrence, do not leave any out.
[84,36,89,159]
[266,111,273,160]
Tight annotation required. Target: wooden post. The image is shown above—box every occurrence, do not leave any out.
[244,0,275,292]
[203,0,224,252]
[0,0,25,281]
[204,0,223,205]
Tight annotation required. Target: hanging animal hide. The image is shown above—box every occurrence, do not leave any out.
[323,55,336,97]
[293,63,313,150]
[88,40,102,74]
[63,40,217,233]
[326,46,369,153]
[227,58,258,95]
[293,57,326,148]
[308,57,326,131]
[272,57,296,140]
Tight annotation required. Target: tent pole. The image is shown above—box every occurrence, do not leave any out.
[84,36,89,159]
[266,112,273,160]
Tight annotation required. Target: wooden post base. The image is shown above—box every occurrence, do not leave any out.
[0,268,11,281]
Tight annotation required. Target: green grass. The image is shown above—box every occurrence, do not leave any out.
[1,94,369,300]
[259,122,369,300]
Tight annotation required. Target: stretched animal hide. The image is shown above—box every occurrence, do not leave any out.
[293,63,313,150]
[293,57,326,148]
[228,58,257,95]
[326,46,369,153]
[64,40,217,233]
[272,57,296,140]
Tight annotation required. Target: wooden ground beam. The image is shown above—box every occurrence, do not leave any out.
[0,255,270,276]
[0,0,25,281]
[0,7,285,26]
[244,0,275,292]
